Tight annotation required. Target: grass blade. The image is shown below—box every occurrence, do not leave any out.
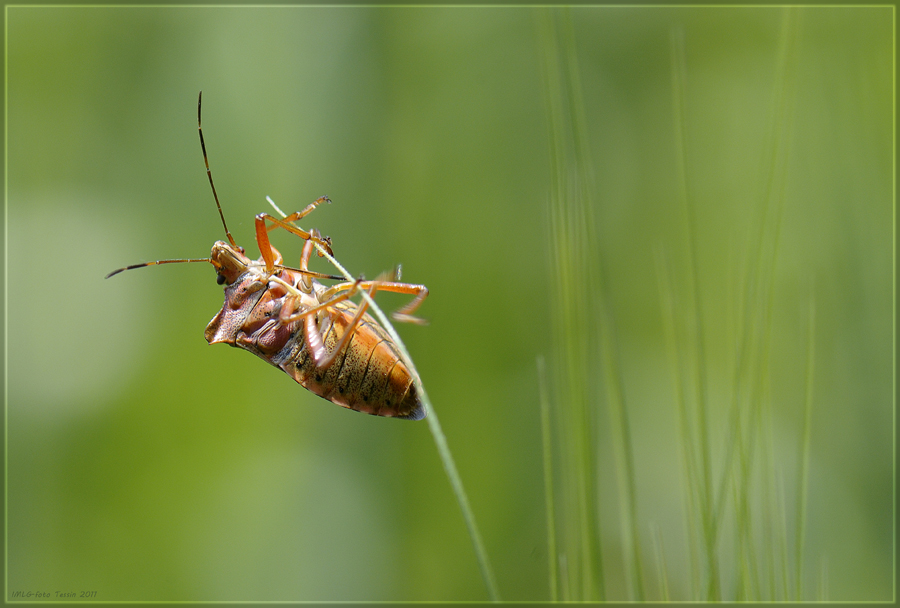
[266,196,500,601]
[537,356,559,601]
[536,8,604,599]
[795,292,815,599]
[670,26,720,601]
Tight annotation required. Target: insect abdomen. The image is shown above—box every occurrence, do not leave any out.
[276,306,424,420]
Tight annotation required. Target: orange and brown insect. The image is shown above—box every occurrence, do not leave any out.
[107,92,429,420]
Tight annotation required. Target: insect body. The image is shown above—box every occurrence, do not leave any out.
[107,93,428,420]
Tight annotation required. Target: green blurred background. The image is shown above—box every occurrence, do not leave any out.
[6,6,892,602]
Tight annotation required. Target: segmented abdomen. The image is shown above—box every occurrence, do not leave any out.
[271,303,423,420]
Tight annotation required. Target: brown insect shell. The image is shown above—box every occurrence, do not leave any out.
[204,240,270,345]
[203,240,425,420]
[290,303,424,420]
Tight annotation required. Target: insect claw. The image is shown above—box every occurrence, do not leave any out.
[308,229,333,257]
[318,235,333,257]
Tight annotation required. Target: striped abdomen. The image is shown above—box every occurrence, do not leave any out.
[206,271,424,420]
[276,303,423,419]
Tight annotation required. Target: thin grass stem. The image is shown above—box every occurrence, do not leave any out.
[818,555,829,601]
[670,27,720,601]
[655,248,702,600]
[795,292,815,600]
[651,523,671,601]
[777,471,790,599]
[266,196,500,602]
[536,356,559,601]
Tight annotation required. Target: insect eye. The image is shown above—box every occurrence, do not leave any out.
[216,273,227,285]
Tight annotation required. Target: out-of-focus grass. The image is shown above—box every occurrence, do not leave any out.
[538,8,605,600]
[539,7,646,600]
[539,7,827,601]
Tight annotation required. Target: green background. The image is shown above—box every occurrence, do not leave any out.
[6,6,892,602]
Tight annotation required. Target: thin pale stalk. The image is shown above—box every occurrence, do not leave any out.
[751,10,800,601]
[537,356,559,601]
[651,524,671,601]
[655,248,701,600]
[267,196,500,601]
[600,311,646,601]
[817,556,828,601]
[762,417,780,599]
[670,27,719,600]
[795,293,815,600]
[777,471,790,599]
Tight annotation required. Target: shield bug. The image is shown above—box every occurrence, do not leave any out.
[107,92,429,420]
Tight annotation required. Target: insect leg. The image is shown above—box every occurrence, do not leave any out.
[304,270,430,370]
[295,227,331,291]
[322,278,430,325]
[254,213,333,274]
[267,196,331,228]
[276,279,362,328]
[304,283,375,369]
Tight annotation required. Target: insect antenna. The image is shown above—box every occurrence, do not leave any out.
[198,91,238,250]
[105,258,212,279]
[105,257,346,281]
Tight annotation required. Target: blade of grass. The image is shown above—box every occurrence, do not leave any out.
[536,356,559,601]
[818,555,828,601]
[559,9,645,600]
[777,470,790,599]
[670,26,720,601]
[266,195,500,602]
[536,8,604,600]
[655,248,702,599]
[651,523,671,601]
[747,10,801,601]
[600,300,647,602]
[795,292,815,600]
